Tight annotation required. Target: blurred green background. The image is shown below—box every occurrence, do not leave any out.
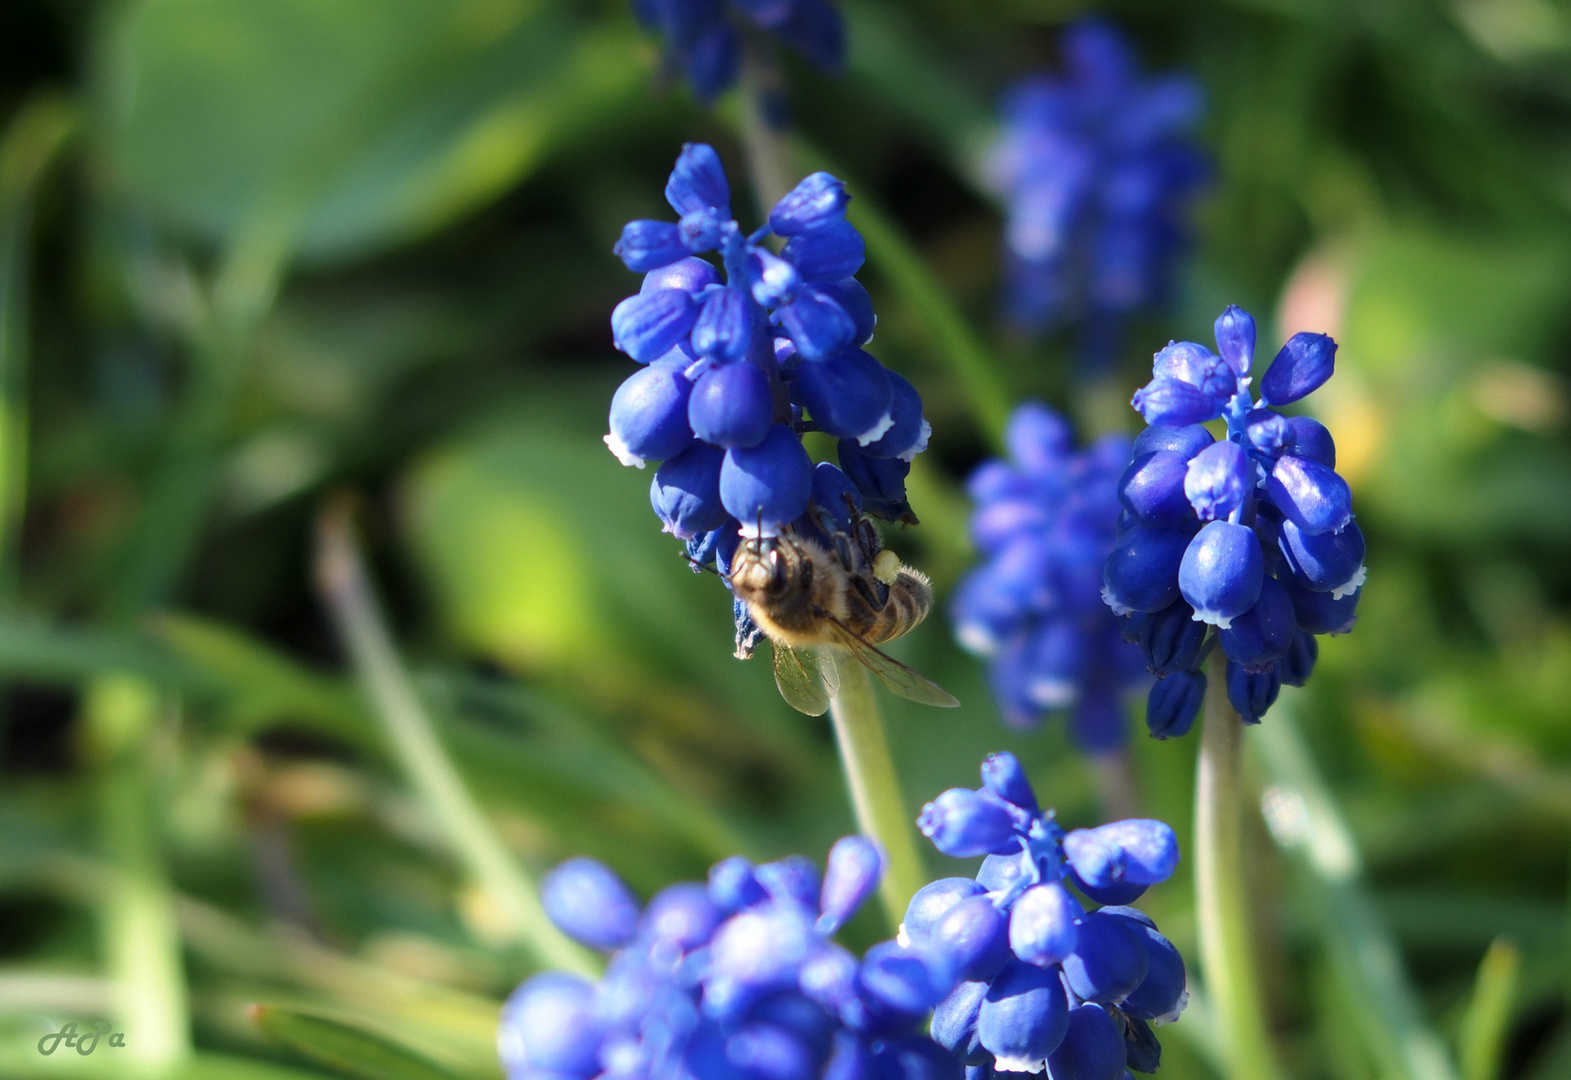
[2,1,1570,1078]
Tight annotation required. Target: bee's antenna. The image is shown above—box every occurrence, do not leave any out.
[682,553,726,579]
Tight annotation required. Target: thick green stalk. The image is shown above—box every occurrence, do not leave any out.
[86,675,192,1070]
[1195,655,1284,1080]
[314,498,597,975]
[825,654,925,926]
[736,50,796,219]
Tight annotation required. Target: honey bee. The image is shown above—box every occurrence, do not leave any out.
[728,505,959,716]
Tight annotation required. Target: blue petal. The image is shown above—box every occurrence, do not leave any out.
[1286,416,1336,466]
[1213,305,1256,375]
[1119,450,1193,527]
[1006,402,1073,474]
[797,349,894,441]
[1139,598,1206,675]
[1225,660,1280,723]
[815,278,876,346]
[612,288,700,363]
[1278,518,1365,595]
[666,143,732,216]
[977,960,1069,1069]
[1060,911,1148,1004]
[837,440,915,524]
[614,219,689,272]
[1046,1005,1127,1080]
[1130,376,1223,426]
[1007,882,1083,968]
[719,425,813,535]
[930,895,1012,983]
[541,857,642,951]
[859,371,929,461]
[498,973,606,1076]
[1146,668,1204,739]
[607,364,694,465]
[1152,340,1234,402]
[1132,423,1214,459]
[816,836,884,935]
[778,289,856,361]
[691,287,758,363]
[770,172,850,236]
[782,220,866,282]
[917,789,1019,858]
[643,254,722,295]
[1183,440,1254,521]
[1102,525,1190,615]
[652,442,727,537]
[979,751,1039,812]
[1177,521,1263,628]
[1265,454,1352,535]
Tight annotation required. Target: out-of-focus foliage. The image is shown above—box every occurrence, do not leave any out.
[1,0,1570,1078]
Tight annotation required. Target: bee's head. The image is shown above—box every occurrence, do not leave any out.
[730,535,807,601]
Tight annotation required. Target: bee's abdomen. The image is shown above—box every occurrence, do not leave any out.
[866,568,933,645]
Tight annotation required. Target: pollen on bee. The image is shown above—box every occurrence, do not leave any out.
[872,549,901,585]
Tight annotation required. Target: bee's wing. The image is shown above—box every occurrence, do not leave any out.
[772,641,830,716]
[824,620,960,709]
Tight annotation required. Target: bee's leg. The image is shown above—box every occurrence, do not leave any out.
[853,516,883,565]
[808,502,858,571]
[850,572,883,610]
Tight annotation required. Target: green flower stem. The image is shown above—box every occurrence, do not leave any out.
[825,654,925,927]
[737,51,796,219]
[85,675,192,1070]
[314,497,597,976]
[1195,653,1284,1080]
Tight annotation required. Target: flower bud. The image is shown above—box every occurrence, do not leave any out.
[929,896,1012,983]
[797,349,894,443]
[770,172,850,235]
[1277,629,1319,687]
[1006,403,1073,473]
[1065,867,1145,907]
[1178,521,1264,628]
[721,426,814,536]
[779,289,856,361]
[979,751,1039,813]
[1214,304,1255,375]
[692,287,758,363]
[607,365,695,467]
[858,942,953,1029]
[1046,1004,1126,1080]
[816,278,876,347]
[644,882,724,953]
[817,836,884,935]
[860,372,930,461]
[1278,518,1365,597]
[1113,920,1188,1024]
[918,789,1021,858]
[757,856,823,912]
[1131,423,1213,459]
[976,849,1033,893]
[681,25,741,104]
[666,142,731,216]
[615,220,688,271]
[644,255,722,295]
[1218,576,1295,672]
[541,857,642,951]
[690,362,774,449]
[679,206,730,253]
[1008,883,1083,968]
[1282,577,1360,635]
[1061,911,1148,1004]
[1064,819,1178,890]
[1027,619,1085,708]
[782,219,865,281]
[931,981,989,1065]
[1184,440,1254,522]
[1118,451,1193,527]
[902,878,986,946]
[1286,416,1336,467]
[1130,376,1222,426]
[1152,340,1233,402]
[800,943,860,1012]
[1102,525,1190,615]
[612,288,700,363]
[1225,660,1280,723]
[1139,599,1207,675]
[1146,668,1204,739]
[1260,331,1336,406]
[653,443,728,539]
[709,855,768,912]
[1265,454,1352,535]
[976,960,1070,1072]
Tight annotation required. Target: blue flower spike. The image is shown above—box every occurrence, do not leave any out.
[502,836,962,1080]
[913,753,1188,1078]
[988,20,1207,341]
[954,404,1149,752]
[632,0,846,104]
[1105,304,1362,726]
[607,144,932,571]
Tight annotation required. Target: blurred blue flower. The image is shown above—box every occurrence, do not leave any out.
[500,837,965,1080]
[950,403,1147,752]
[1104,305,1364,729]
[913,752,1187,1077]
[631,0,845,103]
[607,144,930,556]
[986,20,1207,345]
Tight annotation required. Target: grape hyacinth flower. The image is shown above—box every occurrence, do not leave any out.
[950,403,1148,752]
[987,20,1207,346]
[606,145,931,639]
[630,0,844,104]
[500,836,966,1080]
[915,752,1187,1076]
[1104,305,1363,730]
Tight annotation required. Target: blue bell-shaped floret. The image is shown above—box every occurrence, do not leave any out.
[689,362,775,449]
[783,220,866,282]
[1285,416,1335,466]
[1277,629,1318,687]
[1217,576,1295,672]
[931,981,990,1066]
[693,287,758,363]
[797,349,895,443]
[1008,883,1083,968]
[778,289,857,361]
[616,220,689,271]
[1102,525,1190,615]
[857,942,954,1034]
[837,441,915,523]
[1060,912,1148,1004]
[652,442,728,539]
[1118,451,1193,527]
[930,896,1012,983]
[709,855,769,913]
[645,254,722,295]
[750,250,804,308]
[866,1035,963,1080]
[1063,820,1178,892]
[1045,1004,1126,1080]
[817,279,876,347]
[1152,340,1234,403]
[613,288,701,363]
[1243,409,1291,458]
[1131,423,1213,459]
[979,752,1040,813]
[770,172,850,235]
[861,372,930,461]
[1177,521,1263,629]
[1130,377,1221,427]
[1106,916,1187,1024]
[498,972,607,1078]
[1282,578,1360,636]
[1277,518,1365,597]
[644,882,724,954]
[666,143,731,217]
[607,364,695,467]
[976,961,1070,1072]
[1225,660,1280,723]
[1138,599,1206,675]
[720,426,814,535]
[902,878,987,945]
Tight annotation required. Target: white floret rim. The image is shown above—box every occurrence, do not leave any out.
[603,432,647,469]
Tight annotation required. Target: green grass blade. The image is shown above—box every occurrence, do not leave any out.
[250,1004,464,1080]
[1459,938,1520,1080]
